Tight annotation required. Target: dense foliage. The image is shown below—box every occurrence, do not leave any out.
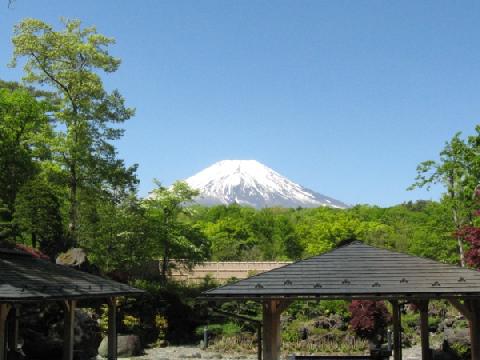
[190,201,458,264]
[348,300,391,341]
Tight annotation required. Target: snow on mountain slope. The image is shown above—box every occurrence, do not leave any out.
[184,160,348,209]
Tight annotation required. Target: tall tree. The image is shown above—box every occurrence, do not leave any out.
[144,181,210,282]
[10,18,137,246]
[410,129,480,266]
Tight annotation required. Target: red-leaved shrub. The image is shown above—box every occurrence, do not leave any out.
[456,187,480,269]
[348,300,391,340]
[457,225,480,268]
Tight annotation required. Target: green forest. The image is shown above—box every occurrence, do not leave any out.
[2,17,480,359]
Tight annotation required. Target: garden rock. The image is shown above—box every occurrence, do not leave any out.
[98,335,143,358]
[22,307,100,360]
[313,314,345,330]
[56,248,87,267]
[444,328,470,346]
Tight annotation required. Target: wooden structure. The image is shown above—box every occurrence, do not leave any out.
[0,248,143,360]
[202,241,480,360]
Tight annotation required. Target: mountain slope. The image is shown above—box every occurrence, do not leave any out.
[184,160,348,209]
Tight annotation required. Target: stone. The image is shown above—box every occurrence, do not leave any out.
[203,353,223,359]
[179,352,202,358]
[56,248,87,267]
[73,309,103,360]
[444,328,470,346]
[158,339,168,348]
[21,306,100,360]
[313,314,345,330]
[98,335,143,358]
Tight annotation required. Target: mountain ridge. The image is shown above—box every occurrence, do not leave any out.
[184,160,348,209]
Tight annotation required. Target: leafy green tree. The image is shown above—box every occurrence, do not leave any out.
[144,181,210,281]
[10,18,137,246]
[294,207,390,256]
[203,216,257,260]
[410,128,480,266]
[251,208,302,260]
[0,87,50,212]
[0,79,58,101]
[81,194,151,276]
[14,176,65,258]
[0,205,15,248]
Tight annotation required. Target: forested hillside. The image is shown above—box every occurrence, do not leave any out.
[191,201,458,264]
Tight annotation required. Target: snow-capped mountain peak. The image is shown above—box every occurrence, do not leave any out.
[184,160,347,209]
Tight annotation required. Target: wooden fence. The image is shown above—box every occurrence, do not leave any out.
[169,261,292,283]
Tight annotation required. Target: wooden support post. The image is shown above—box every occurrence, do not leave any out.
[417,300,430,360]
[262,300,290,360]
[390,300,402,360]
[0,304,11,360]
[257,325,262,360]
[466,300,480,360]
[450,299,480,360]
[108,297,118,360]
[7,306,20,356]
[63,300,76,360]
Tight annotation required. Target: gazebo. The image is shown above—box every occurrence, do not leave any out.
[0,248,144,360]
[202,241,480,360]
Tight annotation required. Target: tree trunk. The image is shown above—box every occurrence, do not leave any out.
[452,207,466,267]
[31,232,37,249]
[68,164,78,248]
[161,242,169,282]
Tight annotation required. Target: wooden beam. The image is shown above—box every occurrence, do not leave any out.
[416,300,430,360]
[390,300,402,360]
[7,306,20,357]
[262,300,290,360]
[449,299,473,321]
[465,300,480,360]
[108,297,118,360]
[63,300,76,360]
[257,325,262,360]
[0,304,11,360]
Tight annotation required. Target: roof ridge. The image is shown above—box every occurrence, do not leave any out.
[203,240,366,294]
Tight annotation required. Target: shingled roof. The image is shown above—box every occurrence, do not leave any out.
[0,249,143,301]
[202,241,480,300]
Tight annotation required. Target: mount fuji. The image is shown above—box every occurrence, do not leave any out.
[184,160,348,209]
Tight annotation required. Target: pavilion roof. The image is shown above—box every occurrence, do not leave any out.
[0,249,143,302]
[202,241,480,300]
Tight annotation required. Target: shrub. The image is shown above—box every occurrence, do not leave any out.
[195,322,242,338]
[348,300,391,340]
[451,342,471,360]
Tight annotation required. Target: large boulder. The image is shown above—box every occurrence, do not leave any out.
[444,328,470,346]
[21,306,101,360]
[98,335,143,358]
[56,248,100,274]
[313,314,346,331]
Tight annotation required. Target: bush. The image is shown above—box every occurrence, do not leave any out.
[196,322,242,338]
[348,300,391,341]
[451,343,471,360]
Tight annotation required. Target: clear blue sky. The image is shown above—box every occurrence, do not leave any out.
[1,1,479,206]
